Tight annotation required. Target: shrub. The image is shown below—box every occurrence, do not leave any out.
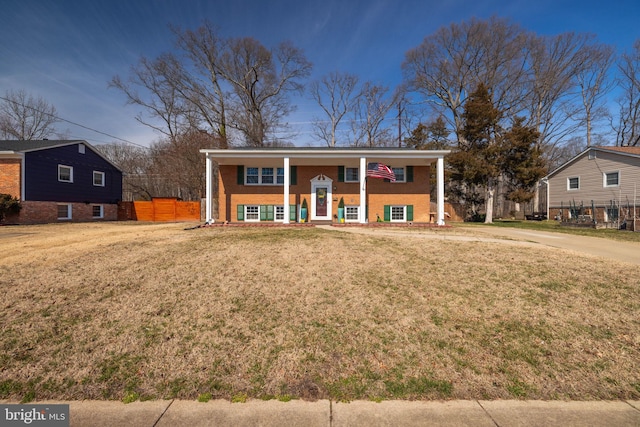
[0,194,21,223]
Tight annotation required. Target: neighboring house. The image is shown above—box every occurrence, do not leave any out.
[0,140,123,224]
[545,146,640,226]
[200,148,450,225]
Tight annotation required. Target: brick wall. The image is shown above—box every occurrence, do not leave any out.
[0,158,21,197]
[218,164,432,223]
[4,201,118,224]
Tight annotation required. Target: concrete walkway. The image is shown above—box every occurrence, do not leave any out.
[318,225,640,266]
[8,399,639,426]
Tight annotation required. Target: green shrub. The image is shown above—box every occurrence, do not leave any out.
[0,194,21,222]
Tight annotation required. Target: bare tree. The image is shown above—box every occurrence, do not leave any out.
[574,42,616,147]
[309,72,359,147]
[615,39,640,146]
[0,89,60,140]
[402,17,530,141]
[350,82,398,147]
[111,22,312,147]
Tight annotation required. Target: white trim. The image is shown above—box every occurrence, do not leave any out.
[244,205,260,222]
[390,205,406,222]
[310,175,333,221]
[57,203,72,220]
[390,166,406,183]
[92,204,104,218]
[603,171,620,188]
[567,176,580,190]
[93,170,105,187]
[58,164,73,183]
[345,205,360,222]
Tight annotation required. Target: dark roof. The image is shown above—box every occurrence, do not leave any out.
[0,140,86,152]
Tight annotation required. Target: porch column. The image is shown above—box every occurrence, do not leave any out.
[205,153,213,223]
[437,156,445,226]
[360,156,367,223]
[283,157,290,224]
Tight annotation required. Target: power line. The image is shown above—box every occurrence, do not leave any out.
[0,94,151,150]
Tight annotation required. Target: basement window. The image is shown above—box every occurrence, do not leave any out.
[57,204,72,220]
[92,205,104,218]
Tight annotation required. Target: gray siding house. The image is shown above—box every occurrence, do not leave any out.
[545,146,640,227]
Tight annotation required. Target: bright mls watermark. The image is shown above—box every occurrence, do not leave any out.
[1,405,69,426]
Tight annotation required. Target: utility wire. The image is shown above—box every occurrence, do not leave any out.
[0,95,151,150]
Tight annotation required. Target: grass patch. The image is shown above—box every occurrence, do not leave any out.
[0,222,638,402]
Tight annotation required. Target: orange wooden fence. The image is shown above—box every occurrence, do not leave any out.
[118,198,201,222]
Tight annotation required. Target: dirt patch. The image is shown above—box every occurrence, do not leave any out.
[0,222,638,402]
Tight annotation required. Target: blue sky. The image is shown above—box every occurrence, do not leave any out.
[1,0,639,147]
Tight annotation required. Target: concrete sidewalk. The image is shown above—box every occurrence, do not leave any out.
[9,399,640,426]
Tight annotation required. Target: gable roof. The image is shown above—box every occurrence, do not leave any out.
[0,140,122,171]
[546,145,640,179]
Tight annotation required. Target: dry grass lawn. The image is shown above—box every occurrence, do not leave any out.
[0,222,638,403]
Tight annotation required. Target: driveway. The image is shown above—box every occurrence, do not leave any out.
[319,225,640,266]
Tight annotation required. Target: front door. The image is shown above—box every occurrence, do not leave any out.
[310,175,333,221]
[315,186,328,217]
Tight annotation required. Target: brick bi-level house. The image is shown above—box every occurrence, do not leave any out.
[0,140,122,224]
[201,148,450,225]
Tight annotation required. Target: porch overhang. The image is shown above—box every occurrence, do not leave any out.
[200,148,450,225]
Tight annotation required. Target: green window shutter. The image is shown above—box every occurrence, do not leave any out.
[407,205,414,221]
[290,166,297,185]
[290,204,297,221]
[237,166,244,185]
[237,204,244,221]
[406,166,413,182]
[260,205,267,221]
[338,166,345,182]
[384,205,390,222]
[266,205,274,221]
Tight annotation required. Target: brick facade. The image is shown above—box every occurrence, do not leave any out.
[218,165,432,223]
[0,158,21,198]
[4,201,118,225]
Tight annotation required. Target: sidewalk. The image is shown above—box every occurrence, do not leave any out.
[9,399,640,426]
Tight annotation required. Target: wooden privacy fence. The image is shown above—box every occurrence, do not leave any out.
[118,198,201,222]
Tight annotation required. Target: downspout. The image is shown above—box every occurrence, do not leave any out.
[20,153,26,201]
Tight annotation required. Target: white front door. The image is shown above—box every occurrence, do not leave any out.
[310,175,333,221]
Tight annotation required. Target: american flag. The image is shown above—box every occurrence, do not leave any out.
[367,162,396,181]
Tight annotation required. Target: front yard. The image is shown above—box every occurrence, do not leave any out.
[0,222,638,403]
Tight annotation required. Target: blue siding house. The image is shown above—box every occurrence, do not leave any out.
[0,140,123,224]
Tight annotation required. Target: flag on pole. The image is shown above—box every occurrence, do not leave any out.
[367,162,396,181]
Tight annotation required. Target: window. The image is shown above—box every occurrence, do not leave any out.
[275,205,285,221]
[246,167,259,184]
[57,204,71,220]
[604,171,619,187]
[245,167,284,185]
[345,167,359,182]
[245,205,260,221]
[391,206,406,222]
[345,206,359,222]
[567,177,579,190]
[391,167,405,182]
[58,165,73,183]
[261,167,274,184]
[92,205,104,218]
[93,171,105,187]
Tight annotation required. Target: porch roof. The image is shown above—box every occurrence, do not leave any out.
[200,147,450,166]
